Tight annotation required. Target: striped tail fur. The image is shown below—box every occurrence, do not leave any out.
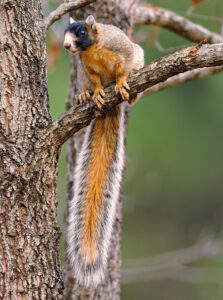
[67,104,126,288]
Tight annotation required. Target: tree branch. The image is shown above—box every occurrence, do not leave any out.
[50,42,223,146]
[122,236,223,284]
[44,0,96,30]
[134,4,223,44]
[143,66,223,97]
[123,265,223,285]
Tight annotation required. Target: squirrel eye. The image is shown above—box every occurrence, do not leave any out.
[80,31,86,37]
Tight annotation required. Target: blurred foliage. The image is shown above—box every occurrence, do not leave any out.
[46,0,223,298]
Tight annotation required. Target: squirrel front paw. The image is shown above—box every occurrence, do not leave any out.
[92,88,105,110]
[75,90,91,103]
[115,80,130,100]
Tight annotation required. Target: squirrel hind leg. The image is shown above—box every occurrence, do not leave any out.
[128,95,138,105]
[128,91,144,105]
[128,94,138,105]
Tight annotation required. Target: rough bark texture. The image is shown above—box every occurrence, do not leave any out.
[0,1,63,298]
[52,42,223,144]
[64,0,137,299]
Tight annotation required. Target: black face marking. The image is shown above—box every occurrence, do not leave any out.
[64,22,95,51]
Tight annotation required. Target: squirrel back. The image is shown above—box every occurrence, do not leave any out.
[64,15,144,288]
[95,23,144,73]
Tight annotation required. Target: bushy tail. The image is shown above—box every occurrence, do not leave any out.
[67,104,126,288]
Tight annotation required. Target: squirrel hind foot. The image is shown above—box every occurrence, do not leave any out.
[128,94,139,105]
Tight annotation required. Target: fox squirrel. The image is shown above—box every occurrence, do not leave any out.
[64,15,144,288]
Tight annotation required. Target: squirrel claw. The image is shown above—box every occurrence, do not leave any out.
[123,81,130,91]
[99,89,105,97]
[75,94,81,103]
[75,90,91,104]
[85,90,91,99]
[115,83,129,100]
[92,89,105,109]
[93,95,104,110]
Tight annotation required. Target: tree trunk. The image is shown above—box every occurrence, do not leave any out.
[64,0,137,299]
[0,1,63,298]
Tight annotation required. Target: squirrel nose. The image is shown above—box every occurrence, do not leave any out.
[64,43,71,50]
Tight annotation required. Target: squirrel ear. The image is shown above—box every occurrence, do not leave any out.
[69,17,76,24]
[85,15,96,30]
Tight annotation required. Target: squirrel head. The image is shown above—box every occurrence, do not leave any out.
[64,15,98,54]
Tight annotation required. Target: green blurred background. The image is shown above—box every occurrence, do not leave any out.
[46,0,223,298]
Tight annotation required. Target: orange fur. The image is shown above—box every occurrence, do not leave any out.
[80,43,130,106]
[78,26,130,263]
[80,43,120,86]
[81,107,120,263]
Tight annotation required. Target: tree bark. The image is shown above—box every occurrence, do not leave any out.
[64,0,137,299]
[0,1,63,298]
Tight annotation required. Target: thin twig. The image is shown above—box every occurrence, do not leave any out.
[122,266,223,285]
[44,0,96,30]
[155,40,191,54]
[122,236,223,284]
[123,237,220,268]
[187,4,223,23]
